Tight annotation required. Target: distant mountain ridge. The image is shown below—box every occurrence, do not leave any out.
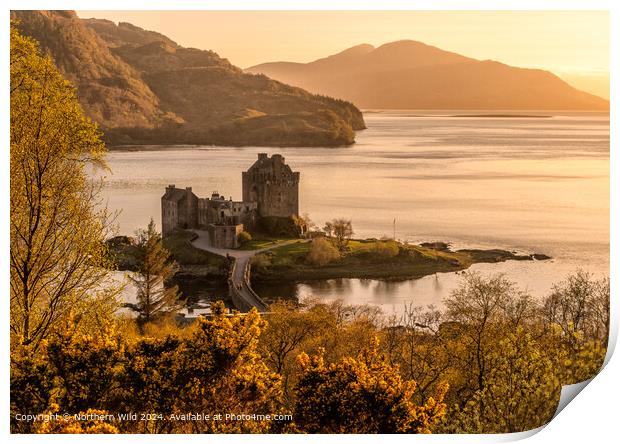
[12,11,365,147]
[247,40,609,111]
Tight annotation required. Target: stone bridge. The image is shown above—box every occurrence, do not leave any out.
[190,230,302,313]
[227,251,268,312]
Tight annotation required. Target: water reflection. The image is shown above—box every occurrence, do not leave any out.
[98,111,609,315]
[255,259,608,317]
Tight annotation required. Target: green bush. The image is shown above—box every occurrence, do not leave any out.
[306,238,341,266]
[237,231,252,245]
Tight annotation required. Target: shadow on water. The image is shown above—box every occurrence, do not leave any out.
[254,278,402,304]
[171,275,232,311]
[252,281,300,303]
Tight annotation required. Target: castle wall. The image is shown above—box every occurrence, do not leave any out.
[228,201,258,227]
[209,223,244,249]
[162,153,298,238]
[242,153,300,218]
[161,199,177,236]
[198,195,257,228]
[161,186,199,236]
[180,188,198,229]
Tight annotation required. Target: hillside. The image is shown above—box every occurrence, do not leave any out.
[247,40,609,111]
[11,11,365,147]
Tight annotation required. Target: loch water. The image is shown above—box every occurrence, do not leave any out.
[100,111,609,315]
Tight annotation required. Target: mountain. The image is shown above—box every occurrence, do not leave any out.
[12,10,162,130]
[247,40,609,111]
[11,11,365,147]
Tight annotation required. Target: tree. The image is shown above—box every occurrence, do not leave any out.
[44,318,125,414]
[237,230,252,246]
[258,299,382,409]
[591,277,610,342]
[542,269,608,346]
[306,237,341,266]
[178,302,283,433]
[259,300,333,405]
[10,343,56,433]
[260,301,321,375]
[382,304,450,404]
[10,23,115,349]
[293,338,447,433]
[125,219,181,325]
[292,212,314,237]
[444,327,561,433]
[442,272,531,401]
[117,302,283,433]
[323,218,353,250]
[116,336,185,433]
[540,270,609,384]
[10,317,124,433]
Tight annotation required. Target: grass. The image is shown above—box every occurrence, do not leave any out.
[238,237,295,251]
[264,239,387,260]
[251,238,533,282]
[264,239,311,257]
[163,230,225,267]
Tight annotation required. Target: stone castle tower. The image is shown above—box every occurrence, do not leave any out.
[161,185,198,236]
[242,153,299,218]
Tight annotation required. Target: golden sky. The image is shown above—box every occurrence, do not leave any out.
[77,10,610,99]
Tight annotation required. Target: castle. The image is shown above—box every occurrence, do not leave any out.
[161,153,300,248]
[242,153,299,218]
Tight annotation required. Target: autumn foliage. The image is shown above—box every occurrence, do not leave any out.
[294,340,447,433]
[11,302,282,434]
[10,20,113,351]
[9,23,609,435]
[10,272,608,434]
[306,237,341,266]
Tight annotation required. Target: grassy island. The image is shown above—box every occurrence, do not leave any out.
[250,238,550,282]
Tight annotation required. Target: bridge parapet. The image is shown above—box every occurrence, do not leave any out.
[227,257,268,312]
